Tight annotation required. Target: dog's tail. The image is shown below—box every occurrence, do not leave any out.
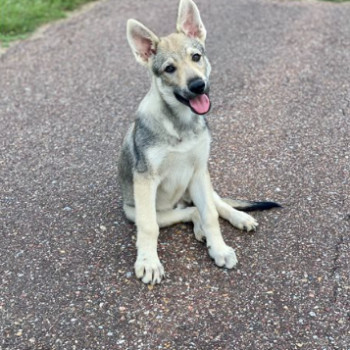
[222,198,282,212]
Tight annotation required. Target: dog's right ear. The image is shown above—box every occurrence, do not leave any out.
[127,19,159,66]
[176,0,206,43]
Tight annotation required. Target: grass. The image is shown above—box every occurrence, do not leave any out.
[0,0,96,46]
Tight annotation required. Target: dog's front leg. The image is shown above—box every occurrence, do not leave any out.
[133,172,164,284]
[189,170,238,269]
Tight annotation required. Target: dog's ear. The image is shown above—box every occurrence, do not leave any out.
[176,0,206,43]
[127,19,159,66]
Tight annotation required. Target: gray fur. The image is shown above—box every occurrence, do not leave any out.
[118,26,212,209]
[132,117,157,172]
[118,138,134,206]
[160,96,208,135]
[118,97,208,207]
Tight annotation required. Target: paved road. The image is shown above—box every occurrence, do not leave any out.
[1,0,349,349]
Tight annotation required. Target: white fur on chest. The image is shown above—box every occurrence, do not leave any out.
[147,130,210,211]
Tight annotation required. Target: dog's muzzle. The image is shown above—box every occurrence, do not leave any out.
[174,78,211,115]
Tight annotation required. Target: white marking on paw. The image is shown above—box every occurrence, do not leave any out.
[134,253,165,285]
[229,211,258,232]
[208,244,238,269]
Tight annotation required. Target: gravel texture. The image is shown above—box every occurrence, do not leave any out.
[0,0,349,349]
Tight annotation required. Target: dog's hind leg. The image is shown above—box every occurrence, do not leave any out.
[213,192,258,232]
[124,204,206,242]
[123,204,196,227]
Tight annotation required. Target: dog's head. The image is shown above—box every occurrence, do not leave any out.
[127,0,211,115]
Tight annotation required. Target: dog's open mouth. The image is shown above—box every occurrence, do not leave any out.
[174,92,211,115]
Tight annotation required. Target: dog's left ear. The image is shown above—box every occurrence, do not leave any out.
[176,0,206,43]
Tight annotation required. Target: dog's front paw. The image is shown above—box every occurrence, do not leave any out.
[134,253,165,285]
[229,211,258,232]
[208,244,238,269]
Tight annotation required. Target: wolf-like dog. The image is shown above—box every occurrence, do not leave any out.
[118,0,280,285]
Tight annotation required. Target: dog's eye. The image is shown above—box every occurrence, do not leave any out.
[192,53,201,62]
[164,65,176,73]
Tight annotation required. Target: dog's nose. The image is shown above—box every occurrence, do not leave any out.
[188,78,205,94]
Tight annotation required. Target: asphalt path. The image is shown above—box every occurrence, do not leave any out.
[1,0,349,349]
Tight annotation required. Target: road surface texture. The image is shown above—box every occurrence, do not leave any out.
[1,0,349,349]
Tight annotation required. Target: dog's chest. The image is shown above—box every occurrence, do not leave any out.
[151,131,210,209]
[162,129,209,172]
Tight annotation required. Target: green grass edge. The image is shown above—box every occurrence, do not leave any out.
[0,0,97,47]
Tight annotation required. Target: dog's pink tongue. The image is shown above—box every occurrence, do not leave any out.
[189,94,210,114]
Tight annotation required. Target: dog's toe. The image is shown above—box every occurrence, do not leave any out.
[142,265,165,285]
[134,254,165,285]
[229,211,258,232]
[208,244,238,269]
